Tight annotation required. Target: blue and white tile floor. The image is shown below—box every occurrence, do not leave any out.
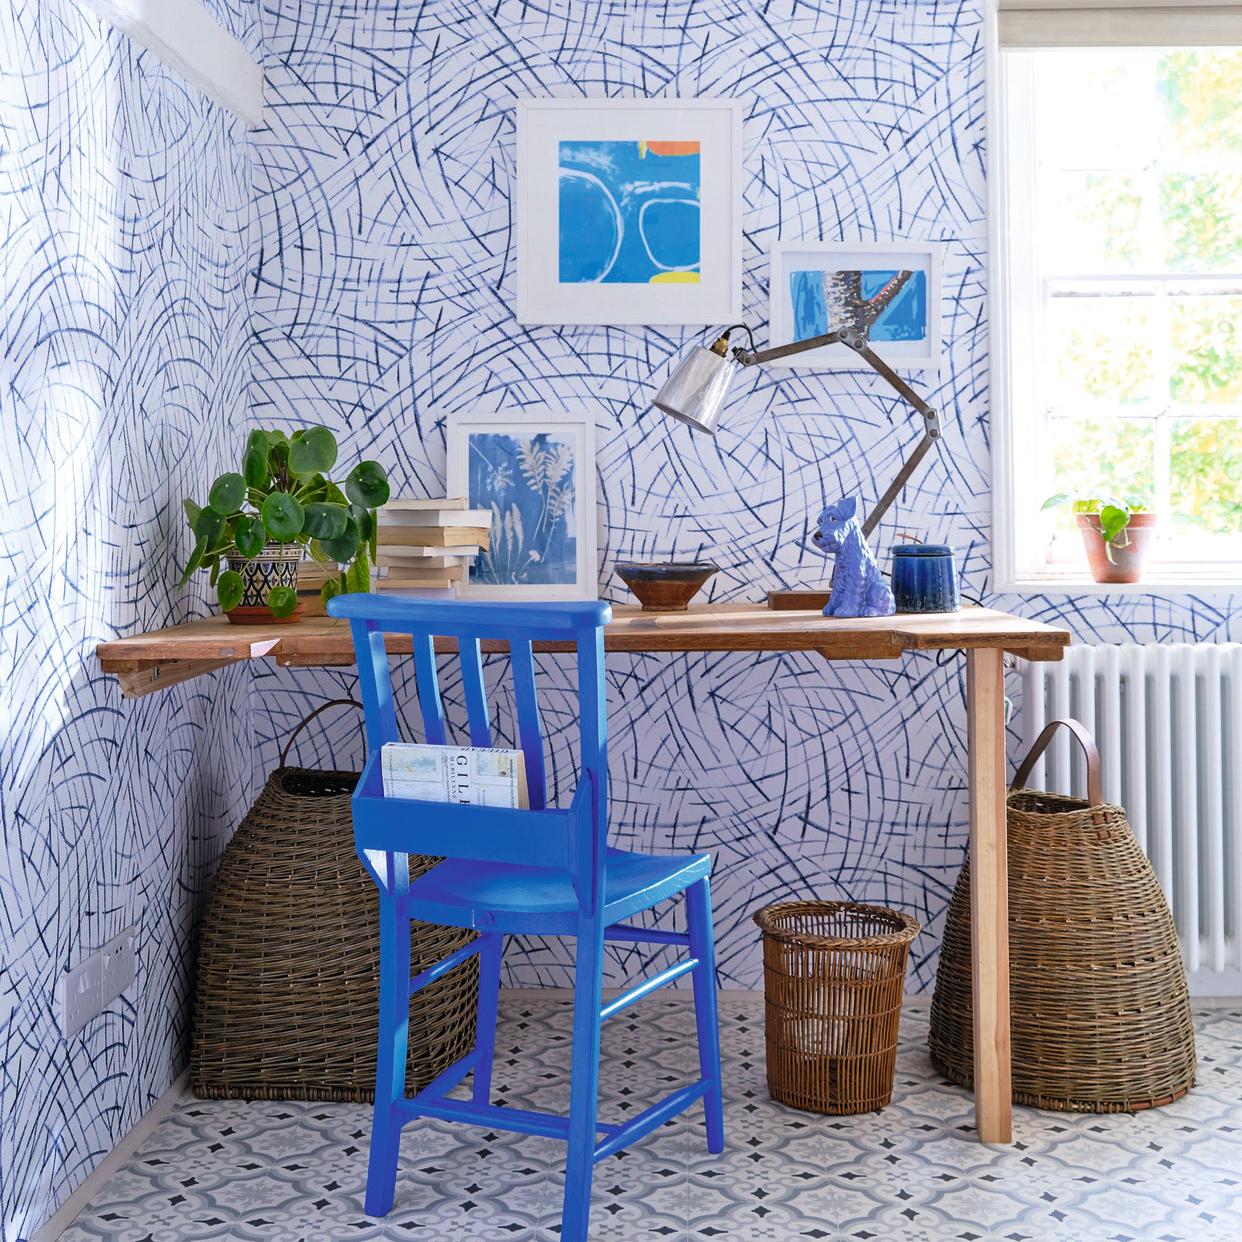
[61,995,1242,1241]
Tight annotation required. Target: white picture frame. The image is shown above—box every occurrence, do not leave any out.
[515,98,744,326]
[446,410,599,601]
[768,241,943,374]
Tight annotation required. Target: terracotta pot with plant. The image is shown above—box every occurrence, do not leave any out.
[1042,491,1156,585]
[179,426,390,624]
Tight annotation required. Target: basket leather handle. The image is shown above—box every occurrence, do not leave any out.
[1011,717,1103,806]
[279,698,364,768]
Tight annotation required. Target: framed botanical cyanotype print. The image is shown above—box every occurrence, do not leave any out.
[515,98,743,325]
[446,412,598,600]
[768,242,942,374]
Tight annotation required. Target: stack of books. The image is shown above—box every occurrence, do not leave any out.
[296,557,338,615]
[376,498,490,596]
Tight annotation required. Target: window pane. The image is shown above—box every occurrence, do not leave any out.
[1048,172,1150,272]
[1169,418,1242,536]
[1157,51,1242,161]
[1048,293,1157,406]
[1037,50,1158,170]
[1160,174,1242,272]
[1048,415,1155,517]
[1169,293,1242,404]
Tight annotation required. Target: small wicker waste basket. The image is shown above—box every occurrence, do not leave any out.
[753,900,920,1115]
[929,718,1196,1114]
[191,700,480,1101]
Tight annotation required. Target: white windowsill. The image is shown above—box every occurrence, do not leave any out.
[999,574,1242,596]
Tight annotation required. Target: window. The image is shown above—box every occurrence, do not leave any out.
[997,43,1242,586]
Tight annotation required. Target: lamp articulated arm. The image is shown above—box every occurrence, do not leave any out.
[727,327,943,539]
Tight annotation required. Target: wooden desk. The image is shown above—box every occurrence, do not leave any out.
[96,603,1070,1144]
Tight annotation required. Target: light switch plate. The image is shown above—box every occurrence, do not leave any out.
[60,956,102,1039]
[99,927,137,1006]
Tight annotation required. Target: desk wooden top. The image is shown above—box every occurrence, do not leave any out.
[95,604,1068,697]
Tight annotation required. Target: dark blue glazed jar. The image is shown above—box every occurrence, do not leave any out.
[891,544,960,613]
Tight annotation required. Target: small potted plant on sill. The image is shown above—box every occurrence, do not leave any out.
[1041,490,1156,585]
[179,426,390,624]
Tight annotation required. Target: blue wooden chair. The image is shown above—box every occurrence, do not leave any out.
[328,593,724,1241]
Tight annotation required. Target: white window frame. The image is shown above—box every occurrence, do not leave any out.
[989,17,1242,593]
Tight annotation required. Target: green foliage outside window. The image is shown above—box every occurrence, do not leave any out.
[1169,420,1242,536]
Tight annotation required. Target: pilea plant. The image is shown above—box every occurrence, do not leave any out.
[179,426,390,616]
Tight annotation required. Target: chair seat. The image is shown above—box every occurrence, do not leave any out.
[400,847,712,935]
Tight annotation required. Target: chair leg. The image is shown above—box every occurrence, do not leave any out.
[472,933,504,1104]
[687,876,725,1154]
[561,922,606,1242]
[365,896,411,1217]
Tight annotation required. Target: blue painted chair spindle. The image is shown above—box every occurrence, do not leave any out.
[328,594,725,1241]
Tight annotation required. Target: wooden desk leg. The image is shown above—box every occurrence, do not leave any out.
[966,647,1013,1144]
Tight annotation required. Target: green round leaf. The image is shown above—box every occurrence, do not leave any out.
[289,425,338,476]
[178,536,207,587]
[320,578,343,608]
[1099,504,1130,544]
[346,552,370,594]
[319,516,360,563]
[246,429,270,455]
[217,570,244,612]
[183,498,202,530]
[208,472,247,514]
[349,502,375,542]
[193,506,225,545]
[267,585,299,618]
[302,501,348,540]
[345,460,390,508]
[243,446,270,488]
[233,514,265,558]
[261,491,305,540]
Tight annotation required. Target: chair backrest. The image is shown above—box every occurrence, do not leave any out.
[328,593,611,910]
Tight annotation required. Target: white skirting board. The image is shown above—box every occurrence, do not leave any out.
[30,1071,189,1242]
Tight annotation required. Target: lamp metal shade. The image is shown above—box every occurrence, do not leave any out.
[651,345,738,434]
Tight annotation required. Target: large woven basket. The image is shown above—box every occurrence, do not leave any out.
[754,901,920,1115]
[191,701,479,1101]
[929,718,1196,1113]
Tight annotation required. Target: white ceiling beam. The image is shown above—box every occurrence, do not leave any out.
[76,0,263,126]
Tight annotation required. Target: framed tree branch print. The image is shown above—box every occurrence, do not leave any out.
[768,242,943,374]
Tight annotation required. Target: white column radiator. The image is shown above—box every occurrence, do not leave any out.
[1021,643,1242,997]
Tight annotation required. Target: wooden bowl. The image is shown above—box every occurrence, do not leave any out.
[615,562,718,612]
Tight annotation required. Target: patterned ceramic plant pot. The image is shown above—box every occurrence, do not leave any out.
[225,543,305,625]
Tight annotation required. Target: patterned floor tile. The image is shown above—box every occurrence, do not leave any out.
[61,995,1242,1242]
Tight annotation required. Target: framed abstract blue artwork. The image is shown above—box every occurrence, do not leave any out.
[516,99,743,326]
[446,411,598,600]
[768,242,942,374]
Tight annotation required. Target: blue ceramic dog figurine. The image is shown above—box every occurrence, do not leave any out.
[811,497,896,618]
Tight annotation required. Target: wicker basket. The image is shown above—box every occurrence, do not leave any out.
[754,901,920,1115]
[191,701,479,1101]
[929,718,1196,1114]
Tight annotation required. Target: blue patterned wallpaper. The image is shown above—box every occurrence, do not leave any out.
[7,1,1241,1226]
[247,0,998,991]
[0,0,258,1233]
[249,0,1242,998]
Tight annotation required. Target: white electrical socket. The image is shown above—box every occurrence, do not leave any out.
[100,927,137,1005]
[59,926,137,1039]
[60,956,102,1039]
